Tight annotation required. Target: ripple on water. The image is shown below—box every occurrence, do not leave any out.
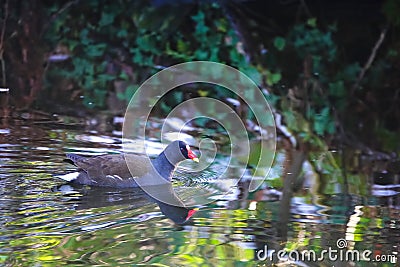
[0,120,399,266]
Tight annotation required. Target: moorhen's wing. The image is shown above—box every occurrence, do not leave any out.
[67,154,152,187]
[62,141,199,188]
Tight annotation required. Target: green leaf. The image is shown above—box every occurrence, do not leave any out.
[314,119,325,136]
[132,49,143,64]
[136,35,156,52]
[80,28,90,45]
[328,80,346,97]
[172,91,183,103]
[117,28,128,38]
[341,63,361,82]
[273,37,286,51]
[327,120,336,134]
[85,44,107,57]
[388,49,398,57]
[270,72,281,84]
[99,12,115,27]
[194,50,209,60]
[313,107,333,135]
[283,110,299,131]
[94,89,107,107]
[97,74,115,82]
[125,84,138,101]
[119,71,129,81]
[266,71,281,86]
[177,39,188,53]
[241,66,261,85]
[307,17,317,27]
[116,92,125,101]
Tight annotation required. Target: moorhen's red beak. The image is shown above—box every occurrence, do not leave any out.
[186,208,199,221]
[186,145,199,162]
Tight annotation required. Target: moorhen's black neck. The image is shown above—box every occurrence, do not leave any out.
[151,152,176,182]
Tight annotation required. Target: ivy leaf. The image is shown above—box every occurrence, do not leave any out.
[198,89,209,97]
[132,49,143,64]
[116,92,125,101]
[194,50,209,60]
[177,39,188,53]
[85,44,107,57]
[273,37,286,51]
[313,107,332,135]
[173,91,183,103]
[240,66,261,85]
[99,12,115,27]
[80,28,90,45]
[117,28,128,38]
[266,71,281,86]
[328,80,345,97]
[119,71,129,81]
[125,84,138,101]
[307,17,317,28]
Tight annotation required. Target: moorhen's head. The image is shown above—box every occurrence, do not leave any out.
[163,140,199,165]
[158,202,199,224]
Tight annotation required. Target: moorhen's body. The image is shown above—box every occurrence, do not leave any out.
[59,140,198,188]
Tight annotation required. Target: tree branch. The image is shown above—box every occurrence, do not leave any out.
[351,26,388,95]
[40,0,79,37]
[0,0,9,87]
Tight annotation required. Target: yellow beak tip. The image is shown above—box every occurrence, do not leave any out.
[192,158,199,163]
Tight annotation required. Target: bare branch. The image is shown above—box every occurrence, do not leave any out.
[351,26,388,95]
[0,0,9,87]
[40,0,79,37]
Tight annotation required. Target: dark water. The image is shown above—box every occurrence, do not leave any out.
[0,119,398,266]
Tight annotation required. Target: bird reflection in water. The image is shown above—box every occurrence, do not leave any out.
[55,183,198,225]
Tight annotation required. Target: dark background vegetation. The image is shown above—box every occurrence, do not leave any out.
[1,0,399,157]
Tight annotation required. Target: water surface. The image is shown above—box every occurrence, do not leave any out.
[0,119,398,266]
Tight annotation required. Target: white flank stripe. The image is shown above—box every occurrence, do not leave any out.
[107,175,123,181]
[56,172,80,182]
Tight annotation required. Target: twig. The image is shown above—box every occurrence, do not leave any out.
[351,26,388,95]
[0,0,9,87]
[297,0,312,20]
[219,1,253,63]
[40,0,79,37]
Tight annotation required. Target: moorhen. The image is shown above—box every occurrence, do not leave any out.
[59,140,199,188]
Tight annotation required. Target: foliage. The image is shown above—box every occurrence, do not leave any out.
[41,1,400,155]
[262,18,363,142]
[46,1,248,109]
[383,0,400,26]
